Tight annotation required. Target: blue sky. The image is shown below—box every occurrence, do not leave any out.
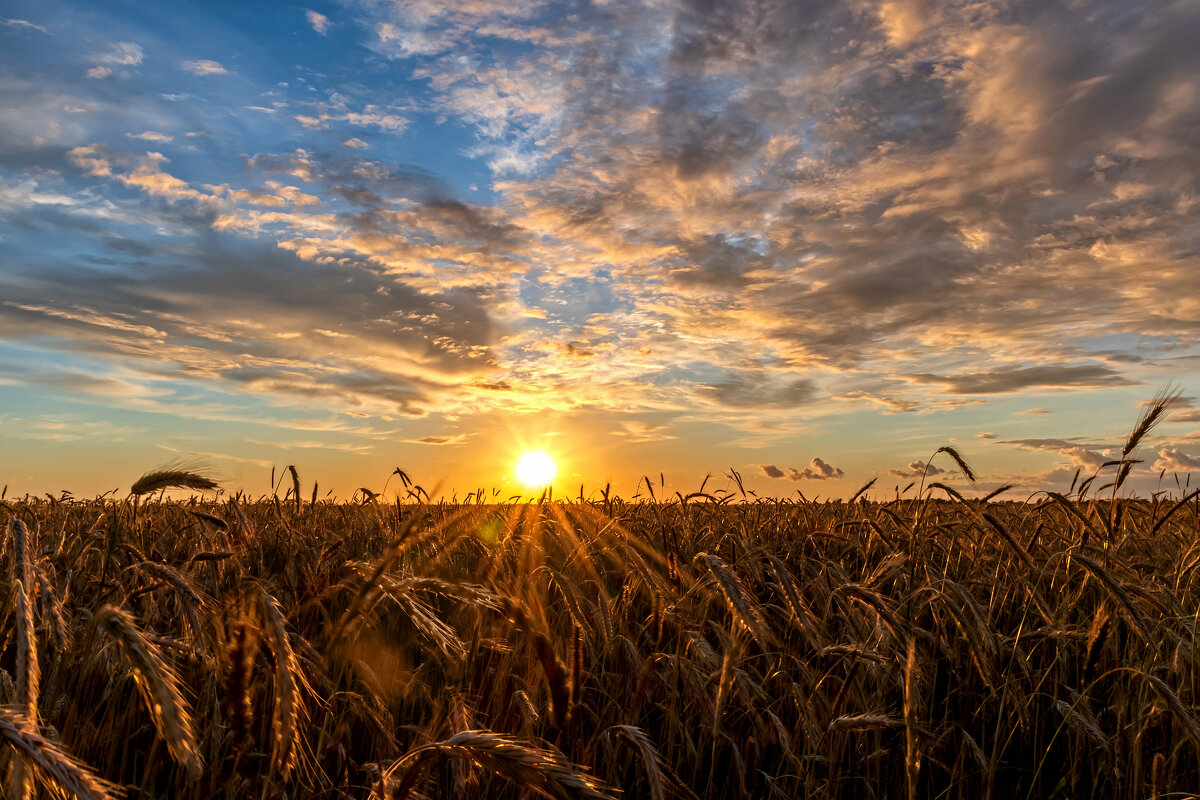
[2,0,1199,498]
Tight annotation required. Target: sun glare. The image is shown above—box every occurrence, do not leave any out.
[516,451,556,489]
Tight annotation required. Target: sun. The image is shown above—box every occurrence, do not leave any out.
[516,451,556,489]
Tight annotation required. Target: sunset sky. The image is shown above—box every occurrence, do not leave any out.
[1,0,1199,499]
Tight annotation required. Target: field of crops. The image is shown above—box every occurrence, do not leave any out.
[3,459,1200,799]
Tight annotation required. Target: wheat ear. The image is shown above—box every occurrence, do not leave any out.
[607,725,666,800]
[693,552,773,647]
[0,706,122,800]
[260,592,301,783]
[95,605,201,776]
[14,581,39,724]
[384,729,615,800]
[135,561,206,645]
[130,468,219,496]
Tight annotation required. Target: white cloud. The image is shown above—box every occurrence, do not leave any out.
[93,42,143,66]
[1155,449,1200,473]
[3,18,49,34]
[126,131,173,143]
[306,10,330,34]
[180,59,229,76]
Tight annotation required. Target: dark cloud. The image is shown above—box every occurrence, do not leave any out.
[0,237,499,416]
[888,460,946,479]
[789,458,844,481]
[1004,438,1101,452]
[694,376,817,409]
[908,365,1134,394]
[406,434,471,445]
[761,458,844,481]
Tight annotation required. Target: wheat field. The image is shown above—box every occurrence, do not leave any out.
[3,452,1200,799]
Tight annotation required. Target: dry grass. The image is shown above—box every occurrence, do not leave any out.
[3,444,1200,798]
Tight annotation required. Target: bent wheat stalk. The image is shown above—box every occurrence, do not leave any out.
[0,706,121,800]
[130,467,219,496]
[382,729,615,800]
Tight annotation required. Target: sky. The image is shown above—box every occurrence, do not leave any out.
[1,0,1199,500]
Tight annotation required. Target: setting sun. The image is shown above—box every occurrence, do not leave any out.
[515,451,556,489]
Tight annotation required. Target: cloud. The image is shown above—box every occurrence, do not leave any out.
[762,458,845,481]
[1018,408,1055,416]
[1004,438,1112,470]
[69,145,216,204]
[126,131,173,143]
[4,18,49,34]
[791,458,845,481]
[836,389,975,415]
[294,97,407,133]
[907,364,1134,394]
[405,433,471,445]
[180,59,229,76]
[888,460,946,479]
[343,137,369,149]
[306,10,330,35]
[6,0,1200,469]
[85,42,143,79]
[366,0,546,58]
[1155,449,1200,473]
[93,42,143,66]
[977,432,996,439]
[1170,409,1200,423]
[694,376,817,409]
[0,363,164,398]
[840,390,922,413]
[0,414,143,443]
[0,232,501,420]
[621,421,676,442]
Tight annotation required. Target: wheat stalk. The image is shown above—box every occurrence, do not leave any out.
[94,605,201,776]
[130,467,219,496]
[693,552,773,647]
[0,706,122,800]
[14,581,39,724]
[904,639,921,800]
[134,560,206,645]
[383,729,615,800]
[260,592,301,784]
[222,611,256,748]
[606,725,666,800]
